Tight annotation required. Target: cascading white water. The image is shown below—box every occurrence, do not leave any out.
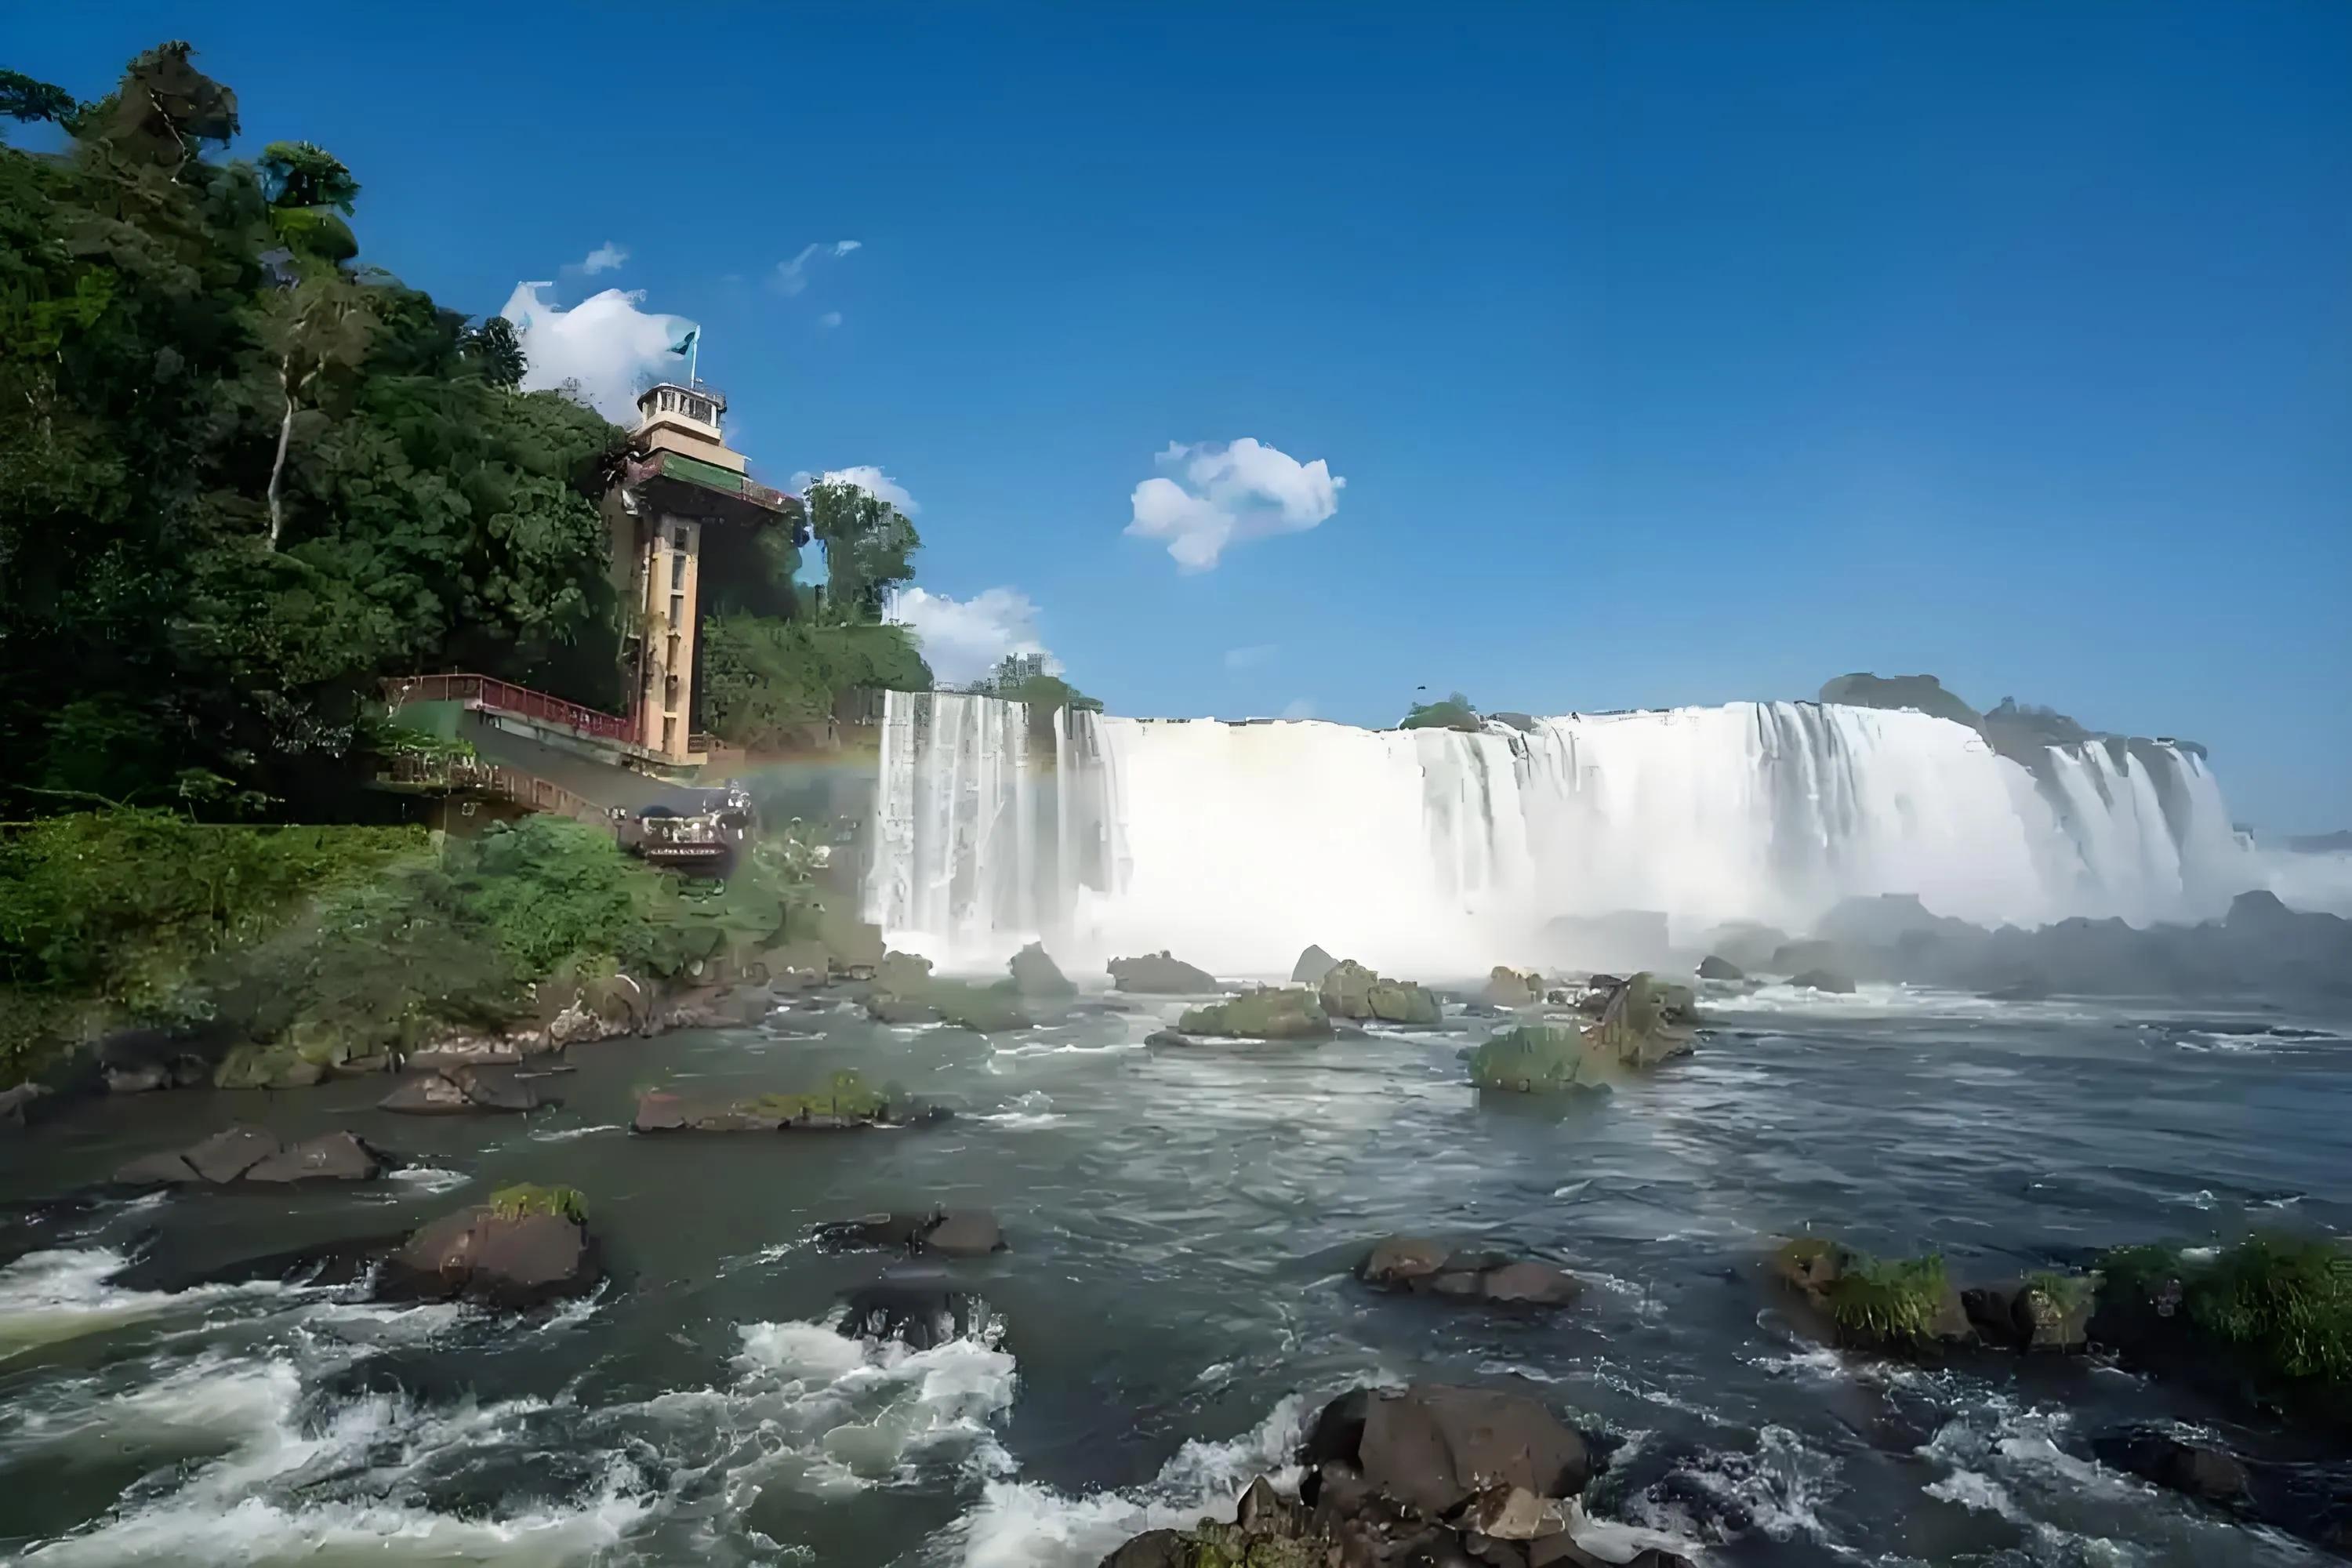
[864,693,2259,974]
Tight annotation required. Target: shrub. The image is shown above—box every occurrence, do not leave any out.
[2097,1233,2352,1387]
[1822,1253,1951,1346]
[488,1183,587,1224]
[741,1069,893,1121]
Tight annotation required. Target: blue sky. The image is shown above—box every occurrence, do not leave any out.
[17,4,2350,830]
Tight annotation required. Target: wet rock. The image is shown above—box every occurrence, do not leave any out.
[1696,954,1744,981]
[2091,1428,2252,1508]
[379,1063,545,1115]
[839,1269,991,1349]
[183,1124,283,1183]
[0,1082,53,1131]
[1178,987,1334,1040]
[1961,1277,2090,1352]
[103,1062,171,1094]
[1107,951,1220,993]
[1306,1384,1592,1518]
[815,1208,1006,1256]
[376,1188,599,1310]
[1009,942,1077,997]
[106,1231,407,1294]
[1292,943,1340,985]
[1359,1236,1581,1308]
[1319,959,1443,1027]
[631,1073,931,1134]
[243,1131,385,1184]
[1142,1028,1194,1048]
[1483,966,1544,1007]
[114,1124,388,1189]
[1769,1236,1974,1352]
[1459,1485,1569,1540]
[1789,968,1857,994]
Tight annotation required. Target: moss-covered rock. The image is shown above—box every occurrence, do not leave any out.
[739,1069,895,1123]
[1177,987,1334,1040]
[876,950,935,993]
[1481,965,1543,1007]
[2093,1233,2352,1396]
[488,1183,587,1224]
[212,1041,326,1090]
[924,980,1033,1033]
[1468,1023,1612,1092]
[1581,971,1697,1065]
[1770,1235,1973,1352]
[1318,958,1442,1026]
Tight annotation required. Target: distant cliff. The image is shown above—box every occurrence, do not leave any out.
[1817,673,2205,766]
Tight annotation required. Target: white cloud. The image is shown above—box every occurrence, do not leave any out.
[791,465,920,514]
[818,310,843,329]
[775,239,861,296]
[1224,644,1277,670]
[499,281,691,423]
[579,241,628,275]
[1280,698,1316,720]
[887,586,1058,687]
[1126,437,1345,571]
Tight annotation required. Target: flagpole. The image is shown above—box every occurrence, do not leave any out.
[688,333,699,390]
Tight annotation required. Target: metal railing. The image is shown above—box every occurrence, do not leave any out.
[380,753,608,824]
[383,673,636,746]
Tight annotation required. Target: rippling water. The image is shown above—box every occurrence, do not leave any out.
[2,982,2347,1566]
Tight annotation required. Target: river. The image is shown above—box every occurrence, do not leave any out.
[2,980,2347,1566]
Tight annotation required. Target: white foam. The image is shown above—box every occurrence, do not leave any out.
[528,1123,622,1142]
[0,1248,285,1359]
[387,1167,472,1196]
[946,1395,1306,1568]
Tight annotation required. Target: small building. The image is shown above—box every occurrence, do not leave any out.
[607,382,806,763]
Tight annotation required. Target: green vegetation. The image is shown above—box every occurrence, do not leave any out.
[699,616,931,744]
[2100,1233,2352,1386]
[2024,1270,2095,1318]
[2,43,631,819]
[488,1183,588,1224]
[806,481,920,622]
[1178,987,1333,1040]
[1399,691,1482,731]
[964,653,1103,745]
[0,808,831,1087]
[742,1069,894,1122]
[1820,1253,1952,1347]
[1468,1022,1610,1093]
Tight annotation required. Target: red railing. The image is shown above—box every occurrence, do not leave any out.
[383,673,636,746]
[380,754,608,824]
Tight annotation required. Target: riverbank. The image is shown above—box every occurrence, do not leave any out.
[2,978,2347,1564]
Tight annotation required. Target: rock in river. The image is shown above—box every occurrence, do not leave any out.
[379,1063,547,1115]
[1009,941,1077,997]
[113,1124,387,1188]
[1318,958,1443,1026]
[1107,950,1220,993]
[376,1184,599,1310]
[1290,943,1339,985]
[1358,1234,1581,1307]
[1176,987,1334,1040]
[816,1208,1007,1256]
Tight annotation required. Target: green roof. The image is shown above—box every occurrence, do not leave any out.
[649,452,795,515]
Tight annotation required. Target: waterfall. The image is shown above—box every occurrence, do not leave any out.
[864,694,2258,975]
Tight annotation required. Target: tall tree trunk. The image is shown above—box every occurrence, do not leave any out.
[267,350,294,549]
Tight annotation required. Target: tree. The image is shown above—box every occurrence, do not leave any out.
[256,140,358,212]
[1399,692,1482,732]
[82,42,238,174]
[462,314,525,389]
[0,69,78,132]
[805,479,919,622]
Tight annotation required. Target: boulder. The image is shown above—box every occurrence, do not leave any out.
[1696,954,1744,981]
[212,1044,325,1090]
[925,981,1033,1033]
[1142,1028,1194,1049]
[1319,959,1443,1026]
[1178,987,1334,1040]
[1107,951,1220,993]
[1008,942,1077,997]
[1469,1023,1613,1093]
[114,1125,386,1189]
[2090,1428,2251,1509]
[1789,968,1857,994]
[1767,938,1846,974]
[1358,1236,1581,1308]
[816,1208,1006,1256]
[838,1269,992,1349]
[633,1071,924,1133]
[183,1124,282,1183]
[1483,966,1544,1007]
[1290,943,1340,985]
[1960,1276,2091,1352]
[1305,1384,1592,1518]
[877,950,935,993]
[242,1131,384,1184]
[104,1062,171,1094]
[379,1064,544,1115]
[0,1082,53,1131]
[1769,1236,1973,1352]
[376,1185,597,1309]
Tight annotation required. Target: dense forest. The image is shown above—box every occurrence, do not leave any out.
[0,42,1092,1093]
